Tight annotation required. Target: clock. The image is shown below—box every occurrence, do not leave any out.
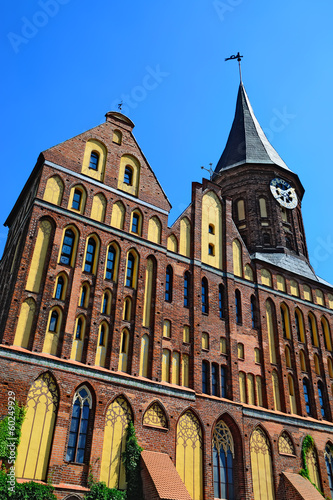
[270,178,298,209]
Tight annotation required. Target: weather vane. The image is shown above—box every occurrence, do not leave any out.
[225,52,243,82]
[201,163,214,180]
[118,100,123,111]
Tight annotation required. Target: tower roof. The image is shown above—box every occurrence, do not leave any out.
[214,83,291,174]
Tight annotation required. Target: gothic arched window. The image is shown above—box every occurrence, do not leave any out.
[235,290,242,324]
[303,378,311,416]
[325,444,333,498]
[202,278,208,314]
[184,271,190,307]
[212,420,234,499]
[66,386,92,464]
[165,265,173,302]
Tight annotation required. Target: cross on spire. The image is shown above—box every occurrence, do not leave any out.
[225,52,243,82]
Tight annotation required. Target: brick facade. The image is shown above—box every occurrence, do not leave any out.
[1,99,333,500]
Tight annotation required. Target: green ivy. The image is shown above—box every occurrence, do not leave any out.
[0,468,56,499]
[0,401,26,462]
[122,421,143,500]
[84,481,127,500]
[299,434,325,498]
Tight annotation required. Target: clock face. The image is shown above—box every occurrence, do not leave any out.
[270,178,298,209]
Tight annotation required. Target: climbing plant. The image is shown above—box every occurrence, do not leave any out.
[299,434,325,498]
[122,421,143,500]
[0,401,26,463]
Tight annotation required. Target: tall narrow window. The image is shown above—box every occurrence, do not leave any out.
[126,253,135,288]
[213,421,234,499]
[118,329,129,372]
[49,310,59,332]
[281,304,291,339]
[235,290,242,324]
[105,246,116,280]
[318,381,327,418]
[123,297,132,321]
[72,189,82,211]
[124,166,133,185]
[221,367,226,397]
[165,265,173,302]
[60,228,75,265]
[76,318,83,339]
[100,290,111,315]
[202,361,209,394]
[84,238,96,273]
[99,324,106,346]
[79,284,89,308]
[184,272,190,307]
[219,284,224,319]
[131,213,139,233]
[212,364,218,396]
[89,151,99,170]
[309,314,318,347]
[55,276,64,300]
[251,295,256,328]
[303,379,311,416]
[66,387,92,464]
[202,278,208,314]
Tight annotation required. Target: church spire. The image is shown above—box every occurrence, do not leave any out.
[214,83,291,175]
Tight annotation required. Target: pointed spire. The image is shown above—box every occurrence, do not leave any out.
[214,84,291,174]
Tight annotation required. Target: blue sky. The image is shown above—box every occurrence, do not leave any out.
[2,0,333,284]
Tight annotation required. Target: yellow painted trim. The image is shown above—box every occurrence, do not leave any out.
[183,325,190,343]
[272,370,281,411]
[285,346,291,368]
[95,322,109,367]
[172,352,180,385]
[82,139,107,182]
[70,315,86,361]
[303,285,312,302]
[300,350,306,372]
[118,329,129,372]
[201,192,223,269]
[104,243,120,283]
[266,301,277,363]
[82,234,100,275]
[130,209,143,236]
[26,220,52,293]
[179,217,191,257]
[276,275,286,292]
[239,372,246,403]
[315,289,324,305]
[261,268,272,287]
[182,354,189,387]
[143,258,153,327]
[250,428,275,500]
[322,317,332,351]
[309,313,319,347]
[110,200,125,229]
[247,374,255,405]
[125,250,139,289]
[79,282,90,308]
[163,320,171,338]
[232,239,242,277]
[58,225,79,267]
[13,298,36,348]
[281,303,291,339]
[122,297,132,321]
[139,334,149,377]
[42,306,62,355]
[147,216,161,244]
[295,308,305,342]
[256,376,263,406]
[237,199,245,220]
[43,175,64,205]
[288,375,297,414]
[112,129,122,144]
[117,154,140,197]
[91,193,107,222]
[167,234,178,252]
[259,197,267,218]
[101,290,112,315]
[290,279,299,297]
[53,272,68,300]
[67,185,87,214]
[162,349,170,382]
[244,264,254,281]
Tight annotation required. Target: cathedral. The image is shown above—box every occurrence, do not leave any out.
[0,81,333,500]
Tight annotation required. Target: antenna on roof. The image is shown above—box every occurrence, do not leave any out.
[118,100,123,111]
[225,52,243,83]
[201,163,214,180]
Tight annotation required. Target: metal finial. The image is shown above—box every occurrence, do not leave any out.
[201,163,214,180]
[118,101,123,111]
[225,52,243,83]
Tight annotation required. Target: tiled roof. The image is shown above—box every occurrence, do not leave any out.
[214,83,290,175]
[282,471,324,499]
[141,450,192,500]
[252,252,333,287]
